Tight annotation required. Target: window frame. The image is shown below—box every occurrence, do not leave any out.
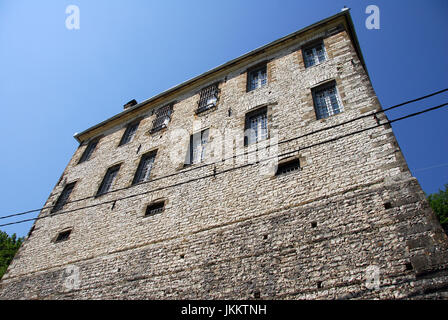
[54,229,72,243]
[244,106,268,146]
[150,104,173,133]
[275,157,301,176]
[302,40,328,68]
[118,119,141,146]
[78,137,100,164]
[196,83,220,114]
[132,150,157,185]
[51,182,76,213]
[144,200,165,217]
[247,63,268,92]
[96,164,121,197]
[311,81,344,120]
[185,128,210,166]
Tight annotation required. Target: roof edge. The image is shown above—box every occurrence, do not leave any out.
[74,9,361,143]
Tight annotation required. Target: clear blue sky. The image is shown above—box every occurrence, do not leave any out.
[1,0,447,237]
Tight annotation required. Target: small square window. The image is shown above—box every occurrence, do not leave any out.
[145,201,165,217]
[55,230,71,243]
[303,41,327,68]
[247,65,267,91]
[244,107,268,145]
[96,164,121,196]
[276,158,301,175]
[312,81,343,120]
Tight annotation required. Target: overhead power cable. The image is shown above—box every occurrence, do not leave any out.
[0,100,447,228]
[0,88,447,222]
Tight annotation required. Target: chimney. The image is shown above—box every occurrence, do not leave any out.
[123,99,138,110]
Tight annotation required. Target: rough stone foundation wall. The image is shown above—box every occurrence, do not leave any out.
[1,14,447,299]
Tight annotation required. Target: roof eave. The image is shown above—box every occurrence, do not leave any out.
[74,9,361,143]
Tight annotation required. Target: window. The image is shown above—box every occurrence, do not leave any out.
[96,164,121,196]
[186,129,209,165]
[276,158,300,175]
[196,84,219,114]
[55,230,71,243]
[245,107,268,145]
[312,82,343,119]
[51,182,76,213]
[247,65,267,91]
[145,201,165,217]
[119,120,140,146]
[78,138,99,163]
[133,151,157,185]
[303,41,327,68]
[151,104,173,133]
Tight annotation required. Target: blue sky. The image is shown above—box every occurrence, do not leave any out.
[0,0,447,237]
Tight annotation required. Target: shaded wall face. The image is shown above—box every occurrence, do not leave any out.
[1,24,447,299]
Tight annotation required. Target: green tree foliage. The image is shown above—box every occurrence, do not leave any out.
[427,184,448,233]
[0,231,23,279]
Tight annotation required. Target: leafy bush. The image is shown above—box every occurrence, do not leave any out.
[427,184,448,233]
[0,231,24,279]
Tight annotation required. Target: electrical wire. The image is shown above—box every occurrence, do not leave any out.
[0,88,447,222]
[0,101,447,228]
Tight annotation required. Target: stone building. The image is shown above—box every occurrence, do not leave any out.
[1,10,447,299]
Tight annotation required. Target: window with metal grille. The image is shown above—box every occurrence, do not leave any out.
[145,201,165,217]
[119,120,140,146]
[151,104,173,133]
[96,164,121,196]
[51,182,76,213]
[196,84,219,114]
[303,41,327,68]
[247,65,267,91]
[78,138,99,163]
[276,158,301,175]
[55,230,71,243]
[245,107,268,145]
[133,151,157,185]
[312,82,343,119]
[186,129,209,165]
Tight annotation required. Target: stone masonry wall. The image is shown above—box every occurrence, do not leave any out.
[1,19,447,299]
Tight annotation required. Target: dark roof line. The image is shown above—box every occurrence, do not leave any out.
[74,9,364,142]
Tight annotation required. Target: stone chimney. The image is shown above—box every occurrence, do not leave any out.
[123,99,138,110]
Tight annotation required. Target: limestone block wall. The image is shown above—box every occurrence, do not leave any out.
[1,19,447,299]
